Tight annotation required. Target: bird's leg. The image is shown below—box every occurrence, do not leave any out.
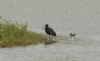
[53,36,57,41]
[49,35,50,40]
[48,35,52,42]
[47,35,50,40]
[49,35,52,42]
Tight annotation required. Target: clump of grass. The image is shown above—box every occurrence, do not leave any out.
[0,19,47,48]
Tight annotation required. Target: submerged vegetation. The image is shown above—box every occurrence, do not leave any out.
[0,17,47,48]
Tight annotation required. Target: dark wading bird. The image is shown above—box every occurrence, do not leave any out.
[42,24,56,45]
[44,24,56,38]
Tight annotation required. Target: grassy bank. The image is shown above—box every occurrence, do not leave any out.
[0,19,47,48]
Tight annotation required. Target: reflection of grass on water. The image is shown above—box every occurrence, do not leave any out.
[0,19,47,48]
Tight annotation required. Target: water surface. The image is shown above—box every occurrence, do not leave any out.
[0,0,100,61]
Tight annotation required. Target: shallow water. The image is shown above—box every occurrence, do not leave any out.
[0,0,100,61]
[0,42,100,61]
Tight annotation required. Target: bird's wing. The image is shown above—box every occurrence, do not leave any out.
[49,27,56,34]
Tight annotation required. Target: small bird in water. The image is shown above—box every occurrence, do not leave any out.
[69,33,76,39]
[69,33,76,37]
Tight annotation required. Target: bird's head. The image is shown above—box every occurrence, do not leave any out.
[45,24,49,27]
[42,24,49,30]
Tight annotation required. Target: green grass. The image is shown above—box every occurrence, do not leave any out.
[0,19,47,48]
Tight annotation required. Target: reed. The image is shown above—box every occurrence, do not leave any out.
[0,19,47,48]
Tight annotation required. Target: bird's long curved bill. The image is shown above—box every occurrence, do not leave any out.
[42,26,45,30]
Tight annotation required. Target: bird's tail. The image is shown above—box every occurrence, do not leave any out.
[54,32,56,36]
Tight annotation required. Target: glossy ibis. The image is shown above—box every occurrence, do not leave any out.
[44,24,56,37]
